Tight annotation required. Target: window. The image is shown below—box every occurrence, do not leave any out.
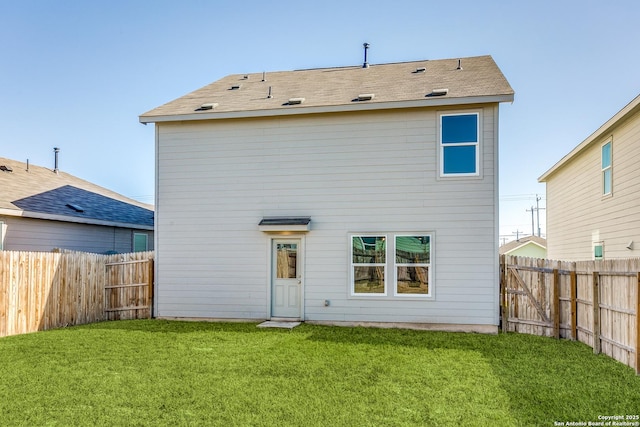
[350,233,434,298]
[395,235,431,296]
[351,235,386,295]
[594,242,604,260]
[601,141,612,195]
[133,233,148,252]
[440,112,479,176]
[0,220,4,250]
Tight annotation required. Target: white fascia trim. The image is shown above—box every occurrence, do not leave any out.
[0,208,153,231]
[139,95,514,124]
[539,93,640,182]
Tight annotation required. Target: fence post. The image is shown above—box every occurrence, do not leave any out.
[636,272,639,375]
[553,269,560,339]
[500,255,507,333]
[148,258,155,319]
[593,272,601,355]
[570,270,577,341]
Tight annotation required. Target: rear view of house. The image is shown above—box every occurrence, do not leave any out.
[140,55,514,332]
[539,93,640,260]
[0,156,154,253]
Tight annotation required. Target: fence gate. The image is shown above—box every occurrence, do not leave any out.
[104,258,154,320]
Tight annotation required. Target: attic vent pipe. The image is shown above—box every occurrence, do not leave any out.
[362,42,370,68]
[53,147,60,174]
[457,59,463,70]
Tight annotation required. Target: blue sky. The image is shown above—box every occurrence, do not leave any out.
[2,0,639,242]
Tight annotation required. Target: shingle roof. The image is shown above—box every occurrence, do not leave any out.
[0,157,153,229]
[140,55,514,123]
[499,236,547,255]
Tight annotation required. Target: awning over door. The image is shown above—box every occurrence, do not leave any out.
[258,217,311,232]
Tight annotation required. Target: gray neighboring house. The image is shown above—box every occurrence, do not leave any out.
[0,157,154,253]
[140,55,514,332]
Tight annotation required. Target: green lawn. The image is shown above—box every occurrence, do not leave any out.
[0,320,638,426]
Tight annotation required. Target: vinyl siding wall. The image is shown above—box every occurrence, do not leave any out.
[155,106,500,326]
[545,109,640,260]
[0,216,153,254]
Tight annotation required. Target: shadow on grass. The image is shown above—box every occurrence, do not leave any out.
[78,318,265,334]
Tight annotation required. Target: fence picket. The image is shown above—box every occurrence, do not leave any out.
[0,250,153,338]
[502,255,639,375]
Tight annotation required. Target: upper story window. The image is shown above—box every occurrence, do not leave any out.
[601,140,612,196]
[440,112,480,177]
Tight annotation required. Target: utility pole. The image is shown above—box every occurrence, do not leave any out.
[526,206,535,236]
[534,194,545,237]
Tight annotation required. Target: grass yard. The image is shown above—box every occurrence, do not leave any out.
[1,320,639,426]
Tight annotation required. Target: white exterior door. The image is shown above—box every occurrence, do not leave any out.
[271,239,302,318]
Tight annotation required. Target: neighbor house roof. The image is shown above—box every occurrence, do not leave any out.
[499,235,547,255]
[0,157,154,230]
[140,55,514,123]
[539,93,640,182]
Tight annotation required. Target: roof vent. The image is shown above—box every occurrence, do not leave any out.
[456,59,463,70]
[414,67,426,73]
[230,84,241,90]
[66,203,84,213]
[428,88,449,97]
[196,102,218,111]
[0,165,13,172]
[362,42,370,68]
[357,93,375,101]
[288,97,305,105]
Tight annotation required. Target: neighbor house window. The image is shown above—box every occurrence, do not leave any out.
[133,233,148,252]
[440,112,480,176]
[601,141,612,195]
[395,235,431,296]
[594,242,604,260]
[0,220,4,250]
[351,235,386,295]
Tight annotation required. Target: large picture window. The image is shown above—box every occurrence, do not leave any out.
[395,235,431,296]
[440,112,479,176]
[601,141,612,195]
[351,235,386,295]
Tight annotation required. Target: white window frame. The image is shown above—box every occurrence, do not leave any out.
[394,234,432,297]
[601,139,612,196]
[350,234,387,296]
[439,111,481,178]
[349,232,435,299]
[593,241,604,260]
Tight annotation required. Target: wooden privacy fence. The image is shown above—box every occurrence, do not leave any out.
[501,255,640,374]
[0,250,154,338]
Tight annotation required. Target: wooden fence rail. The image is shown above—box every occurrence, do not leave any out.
[501,255,639,375]
[0,250,154,338]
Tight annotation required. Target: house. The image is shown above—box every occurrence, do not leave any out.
[0,156,154,253]
[539,93,640,261]
[499,235,547,258]
[140,55,514,332]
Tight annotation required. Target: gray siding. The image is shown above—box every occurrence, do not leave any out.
[546,108,640,260]
[0,216,153,254]
[155,106,500,326]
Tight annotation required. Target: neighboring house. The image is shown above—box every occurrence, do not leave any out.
[539,93,640,261]
[140,55,514,332]
[499,235,547,258]
[0,157,154,253]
